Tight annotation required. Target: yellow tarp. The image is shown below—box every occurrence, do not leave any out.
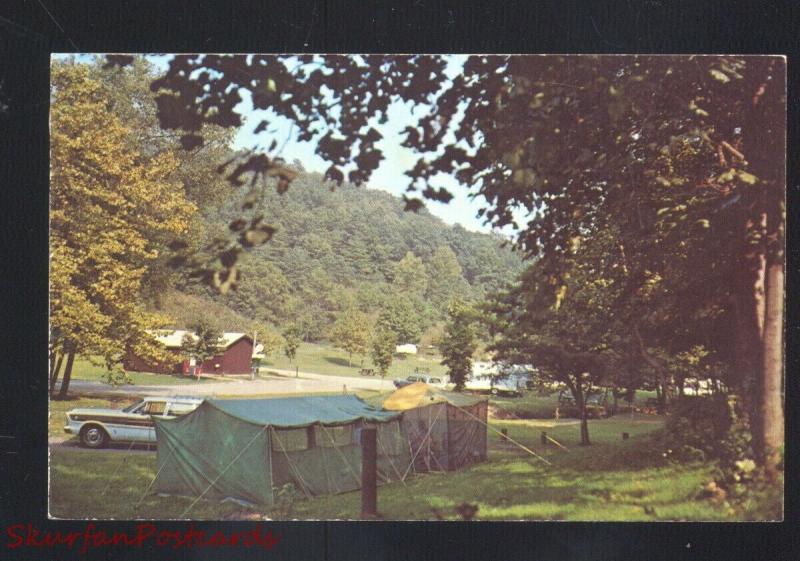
[382,382,485,411]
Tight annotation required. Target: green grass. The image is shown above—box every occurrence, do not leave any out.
[491,389,661,419]
[48,412,779,521]
[262,341,448,379]
[70,356,224,386]
[49,447,247,520]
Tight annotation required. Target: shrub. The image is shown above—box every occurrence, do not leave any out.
[664,394,752,467]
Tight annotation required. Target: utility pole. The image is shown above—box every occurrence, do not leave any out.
[250,330,258,381]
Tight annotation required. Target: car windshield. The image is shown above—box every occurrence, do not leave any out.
[121,400,144,413]
[429,378,441,384]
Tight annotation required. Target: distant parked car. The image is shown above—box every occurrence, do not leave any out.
[464,374,523,397]
[558,391,610,418]
[63,396,203,449]
[393,374,446,389]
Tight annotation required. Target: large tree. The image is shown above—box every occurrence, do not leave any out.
[438,300,478,391]
[370,325,397,378]
[329,307,371,367]
[180,319,225,375]
[50,62,195,397]
[136,54,784,475]
[488,229,620,446]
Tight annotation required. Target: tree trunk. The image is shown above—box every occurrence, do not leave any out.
[579,400,591,446]
[575,383,591,446]
[760,206,784,478]
[56,351,75,400]
[348,352,352,367]
[634,328,668,414]
[49,353,64,396]
[49,349,57,379]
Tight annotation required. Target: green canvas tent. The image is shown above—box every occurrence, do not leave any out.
[152,395,410,507]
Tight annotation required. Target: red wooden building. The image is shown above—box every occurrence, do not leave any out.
[125,330,260,375]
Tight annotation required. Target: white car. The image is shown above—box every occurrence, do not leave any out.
[63,396,203,449]
[393,374,447,389]
[465,374,523,397]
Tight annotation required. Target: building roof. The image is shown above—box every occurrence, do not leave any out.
[149,330,252,350]
[382,382,486,411]
[201,395,400,428]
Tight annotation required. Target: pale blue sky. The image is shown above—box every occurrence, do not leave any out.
[230,54,497,233]
[56,53,516,234]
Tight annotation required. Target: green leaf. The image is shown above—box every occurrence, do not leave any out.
[717,169,737,183]
[737,171,758,185]
[709,69,730,83]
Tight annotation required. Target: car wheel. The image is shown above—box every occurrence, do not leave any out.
[80,425,109,449]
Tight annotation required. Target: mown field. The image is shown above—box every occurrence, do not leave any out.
[491,389,660,418]
[68,356,224,386]
[48,409,779,521]
[262,342,448,379]
[68,343,446,387]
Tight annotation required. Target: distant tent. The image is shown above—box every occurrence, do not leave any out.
[152,395,410,507]
[382,382,488,473]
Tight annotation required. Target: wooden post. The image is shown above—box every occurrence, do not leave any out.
[541,431,548,445]
[361,426,377,518]
[295,366,299,378]
[622,432,630,440]
[500,428,509,442]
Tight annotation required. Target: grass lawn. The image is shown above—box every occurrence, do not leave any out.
[70,356,225,386]
[48,447,247,520]
[491,389,661,419]
[262,341,448,379]
[48,411,779,521]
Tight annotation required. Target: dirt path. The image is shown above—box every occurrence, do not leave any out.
[59,368,395,398]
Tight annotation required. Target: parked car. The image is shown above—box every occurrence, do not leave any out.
[63,396,203,449]
[464,374,523,397]
[557,391,610,418]
[393,374,446,389]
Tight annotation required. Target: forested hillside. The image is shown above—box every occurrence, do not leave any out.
[175,171,524,342]
[50,56,522,352]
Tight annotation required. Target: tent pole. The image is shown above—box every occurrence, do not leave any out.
[427,405,432,472]
[360,426,377,518]
[135,438,179,511]
[376,425,407,486]
[103,438,139,497]
[401,406,444,481]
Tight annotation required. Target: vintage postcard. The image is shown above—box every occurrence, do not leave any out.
[48,53,785,521]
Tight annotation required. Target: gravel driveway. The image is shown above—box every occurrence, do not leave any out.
[59,368,396,398]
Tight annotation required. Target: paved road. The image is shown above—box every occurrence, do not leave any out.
[58,368,396,398]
